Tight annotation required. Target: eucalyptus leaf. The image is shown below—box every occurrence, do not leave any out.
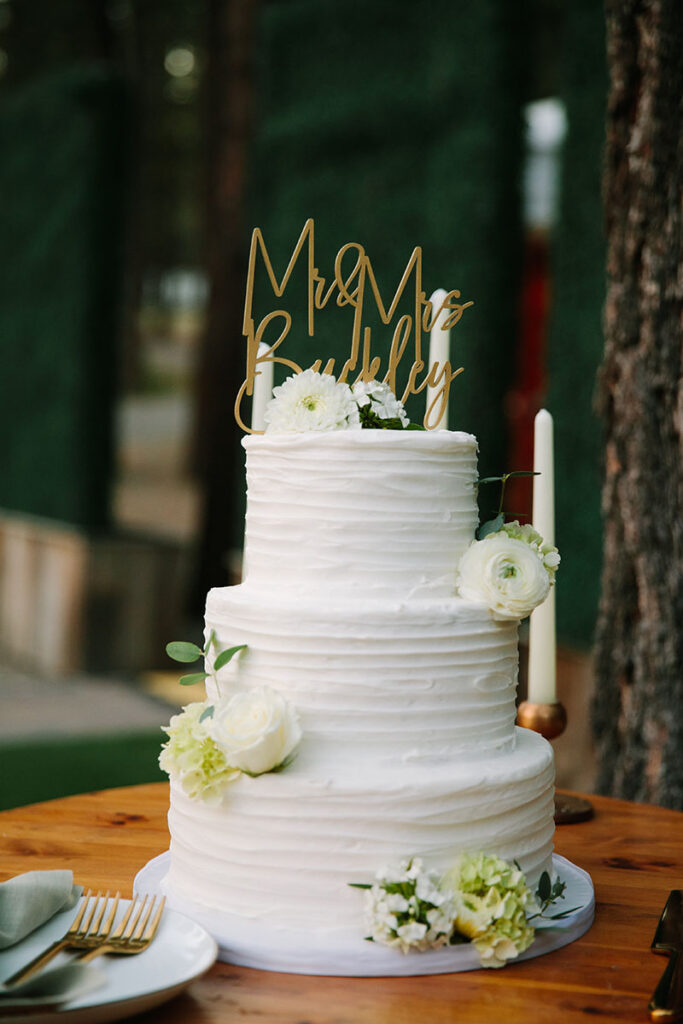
[166,641,204,664]
[536,871,552,902]
[405,422,426,431]
[179,671,210,686]
[348,883,373,890]
[203,629,217,656]
[506,470,540,478]
[549,906,581,919]
[214,644,248,671]
[551,879,567,900]
[477,513,505,540]
[199,705,215,722]
[477,476,506,485]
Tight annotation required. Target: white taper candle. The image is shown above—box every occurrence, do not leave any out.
[527,409,557,703]
[426,288,450,430]
[251,342,274,432]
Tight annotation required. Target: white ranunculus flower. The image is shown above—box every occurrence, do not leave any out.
[209,687,302,776]
[264,369,360,434]
[457,534,551,621]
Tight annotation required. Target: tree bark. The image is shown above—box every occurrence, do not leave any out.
[190,0,259,609]
[593,0,683,807]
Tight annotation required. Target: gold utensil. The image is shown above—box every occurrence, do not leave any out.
[77,894,165,964]
[4,890,121,987]
[649,890,683,1022]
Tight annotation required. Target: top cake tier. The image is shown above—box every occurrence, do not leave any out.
[242,429,478,598]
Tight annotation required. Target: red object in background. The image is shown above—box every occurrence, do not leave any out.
[505,230,551,518]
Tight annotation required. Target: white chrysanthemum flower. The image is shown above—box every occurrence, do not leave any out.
[457,529,557,621]
[264,369,359,434]
[351,379,410,426]
[209,687,301,776]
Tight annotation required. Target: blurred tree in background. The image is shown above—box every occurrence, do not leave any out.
[593,0,682,809]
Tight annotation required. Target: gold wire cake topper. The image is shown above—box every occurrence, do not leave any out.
[234,219,474,432]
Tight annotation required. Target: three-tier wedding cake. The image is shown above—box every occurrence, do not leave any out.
[156,399,558,974]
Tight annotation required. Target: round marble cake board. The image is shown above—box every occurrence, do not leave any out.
[135,852,594,977]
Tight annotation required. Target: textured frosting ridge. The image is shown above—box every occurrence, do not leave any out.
[166,728,555,930]
[206,587,520,760]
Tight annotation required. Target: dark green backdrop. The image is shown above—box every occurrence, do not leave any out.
[548,2,606,647]
[0,66,129,530]
[247,0,528,478]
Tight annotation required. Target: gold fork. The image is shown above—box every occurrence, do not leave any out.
[77,894,166,964]
[4,890,121,986]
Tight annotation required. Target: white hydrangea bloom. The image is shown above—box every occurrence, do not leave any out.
[264,369,359,434]
[351,379,410,425]
[362,857,456,954]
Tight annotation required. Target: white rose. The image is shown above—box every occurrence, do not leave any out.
[209,687,302,775]
[457,534,551,621]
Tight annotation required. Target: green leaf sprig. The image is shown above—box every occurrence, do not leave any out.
[358,405,425,431]
[528,870,580,921]
[165,630,247,686]
[476,470,539,540]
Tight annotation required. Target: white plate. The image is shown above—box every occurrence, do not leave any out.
[136,852,595,976]
[0,899,217,1024]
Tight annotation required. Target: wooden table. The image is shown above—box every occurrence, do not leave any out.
[1,784,681,1024]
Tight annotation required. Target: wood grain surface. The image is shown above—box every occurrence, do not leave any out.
[1,784,681,1023]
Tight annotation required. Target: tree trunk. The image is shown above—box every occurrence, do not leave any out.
[593,0,683,807]
[190,0,259,610]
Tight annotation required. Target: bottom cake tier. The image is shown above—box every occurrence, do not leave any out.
[161,727,555,966]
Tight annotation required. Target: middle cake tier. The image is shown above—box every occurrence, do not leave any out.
[205,585,520,762]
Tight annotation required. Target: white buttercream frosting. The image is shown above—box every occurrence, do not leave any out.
[166,728,554,932]
[242,430,478,598]
[163,427,556,970]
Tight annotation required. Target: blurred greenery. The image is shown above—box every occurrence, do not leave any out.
[247,0,529,475]
[0,65,128,527]
[547,0,606,647]
[0,0,206,271]
[0,732,165,811]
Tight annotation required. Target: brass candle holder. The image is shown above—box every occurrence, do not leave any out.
[516,700,594,825]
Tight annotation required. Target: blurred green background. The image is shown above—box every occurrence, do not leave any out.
[0,0,605,809]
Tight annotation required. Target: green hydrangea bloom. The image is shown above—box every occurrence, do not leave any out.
[159,701,239,803]
[442,852,538,968]
[495,520,561,581]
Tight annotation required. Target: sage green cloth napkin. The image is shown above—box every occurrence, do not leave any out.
[0,963,106,1009]
[0,871,106,1008]
[0,870,81,949]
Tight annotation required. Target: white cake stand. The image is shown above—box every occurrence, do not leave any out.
[135,853,594,977]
